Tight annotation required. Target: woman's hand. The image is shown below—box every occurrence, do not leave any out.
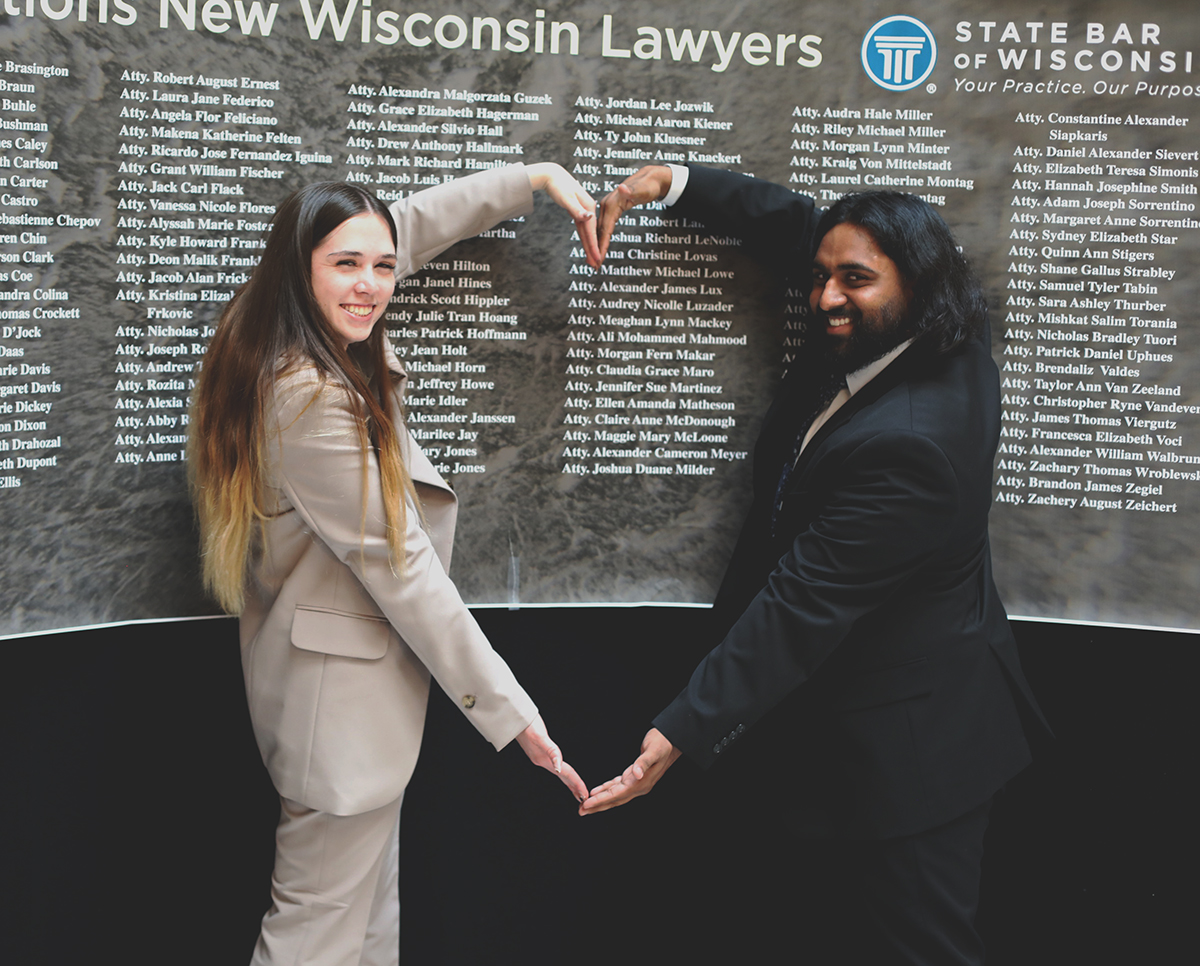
[525,162,601,268]
[515,714,589,803]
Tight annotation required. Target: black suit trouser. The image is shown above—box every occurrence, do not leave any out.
[842,798,993,966]
[791,798,992,966]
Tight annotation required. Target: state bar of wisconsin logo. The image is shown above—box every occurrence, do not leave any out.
[861,16,937,91]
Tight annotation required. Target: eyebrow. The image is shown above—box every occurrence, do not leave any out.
[323,249,396,259]
[814,260,876,273]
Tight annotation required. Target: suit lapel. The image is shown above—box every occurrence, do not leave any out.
[789,343,926,482]
[384,338,455,497]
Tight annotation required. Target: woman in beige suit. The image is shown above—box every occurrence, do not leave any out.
[189,163,597,966]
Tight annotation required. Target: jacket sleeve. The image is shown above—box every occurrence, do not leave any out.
[672,164,821,277]
[272,373,538,750]
[654,430,959,767]
[388,162,534,277]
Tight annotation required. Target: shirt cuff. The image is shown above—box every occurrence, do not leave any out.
[662,164,689,207]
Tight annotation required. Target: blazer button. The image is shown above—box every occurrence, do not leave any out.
[713,743,722,755]
[461,695,476,709]
[736,724,745,735]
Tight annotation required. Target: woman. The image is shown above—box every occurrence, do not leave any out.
[189,162,597,966]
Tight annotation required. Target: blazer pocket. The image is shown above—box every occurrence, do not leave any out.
[837,658,933,711]
[291,605,391,660]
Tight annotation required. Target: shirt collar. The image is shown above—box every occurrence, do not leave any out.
[845,338,914,397]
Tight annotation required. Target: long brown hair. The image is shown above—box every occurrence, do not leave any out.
[188,182,417,614]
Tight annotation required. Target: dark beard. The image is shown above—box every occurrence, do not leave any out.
[813,302,913,376]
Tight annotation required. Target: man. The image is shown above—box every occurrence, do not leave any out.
[579,164,1047,965]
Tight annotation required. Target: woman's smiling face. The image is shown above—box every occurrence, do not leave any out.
[310,212,397,349]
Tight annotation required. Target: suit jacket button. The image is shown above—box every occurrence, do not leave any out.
[713,743,722,755]
[461,695,476,709]
[736,724,745,735]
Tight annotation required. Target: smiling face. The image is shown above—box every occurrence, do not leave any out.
[310,212,397,350]
[810,222,913,373]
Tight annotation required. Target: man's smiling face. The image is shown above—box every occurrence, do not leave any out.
[810,222,913,373]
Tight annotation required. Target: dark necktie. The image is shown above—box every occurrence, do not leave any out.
[770,373,847,538]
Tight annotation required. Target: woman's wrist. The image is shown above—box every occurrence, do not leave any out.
[524,161,559,192]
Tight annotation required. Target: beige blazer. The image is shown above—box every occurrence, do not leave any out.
[239,165,538,816]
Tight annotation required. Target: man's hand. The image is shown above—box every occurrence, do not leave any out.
[525,161,601,268]
[516,714,589,803]
[578,727,681,815]
[596,165,673,262]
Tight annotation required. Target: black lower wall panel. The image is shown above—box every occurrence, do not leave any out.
[3,612,1193,965]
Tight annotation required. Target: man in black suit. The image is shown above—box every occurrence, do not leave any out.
[579,164,1047,965]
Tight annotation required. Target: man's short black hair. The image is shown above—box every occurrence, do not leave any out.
[813,191,987,356]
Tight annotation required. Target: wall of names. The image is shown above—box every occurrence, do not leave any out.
[2,0,1197,634]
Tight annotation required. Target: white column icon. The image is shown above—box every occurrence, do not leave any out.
[872,36,927,83]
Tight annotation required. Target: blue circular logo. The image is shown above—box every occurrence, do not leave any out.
[861,16,937,92]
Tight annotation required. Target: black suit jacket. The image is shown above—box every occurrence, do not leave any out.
[654,166,1046,840]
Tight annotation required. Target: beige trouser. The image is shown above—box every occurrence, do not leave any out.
[250,794,403,966]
